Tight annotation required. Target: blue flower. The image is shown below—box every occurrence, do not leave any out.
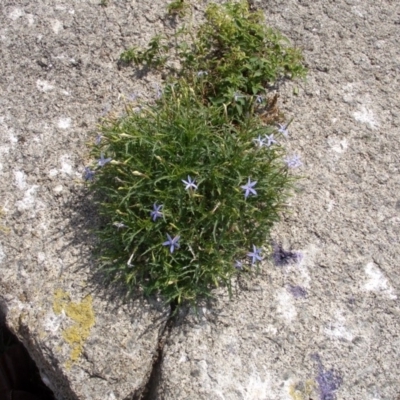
[264,134,277,147]
[284,154,302,168]
[277,123,289,138]
[197,70,208,77]
[182,175,198,190]
[253,135,265,148]
[95,134,102,145]
[241,178,257,199]
[83,167,95,181]
[234,260,243,269]
[256,95,263,104]
[163,234,180,253]
[98,153,112,167]
[247,245,262,264]
[150,203,163,221]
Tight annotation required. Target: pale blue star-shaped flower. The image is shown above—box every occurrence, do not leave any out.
[83,167,95,181]
[197,70,208,77]
[163,234,180,253]
[284,154,302,168]
[241,178,257,199]
[150,203,163,221]
[264,134,277,147]
[253,135,265,147]
[98,153,112,167]
[95,134,102,145]
[182,175,198,190]
[234,260,243,269]
[277,123,289,138]
[247,245,262,264]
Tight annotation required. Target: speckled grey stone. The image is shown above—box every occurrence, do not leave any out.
[1,0,399,399]
[154,1,400,399]
[0,1,172,399]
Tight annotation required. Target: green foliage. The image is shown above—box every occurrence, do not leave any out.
[167,0,190,17]
[119,35,168,68]
[88,88,294,305]
[121,0,307,119]
[86,1,307,307]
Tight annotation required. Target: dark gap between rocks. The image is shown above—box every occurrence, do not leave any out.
[0,319,56,400]
[135,300,178,400]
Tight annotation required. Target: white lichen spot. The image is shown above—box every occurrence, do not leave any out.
[329,138,348,154]
[263,324,278,335]
[16,185,38,211]
[37,252,46,263]
[326,192,335,212]
[58,117,71,129]
[9,8,25,20]
[9,134,18,144]
[51,19,63,34]
[244,370,272,400]
[36,79,54,93]
[26,14,34,25]
[353,106,379,129]
[363,262,397,299]
[276,289,297,323]
[53,185,63,193]
[0,244,5,264]
[60,155,73,175]
[48,168,59,177]
[325,311,354,341]
[14,170,27,190]
[178,353,188,363]
[43,311,64,334]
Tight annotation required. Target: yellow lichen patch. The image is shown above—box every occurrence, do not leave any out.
[53,289,95,369]
[289,380,316,400]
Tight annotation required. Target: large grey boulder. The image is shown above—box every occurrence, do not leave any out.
[1,0,399,399]
[155,0,400,399]
[0,1,172,399]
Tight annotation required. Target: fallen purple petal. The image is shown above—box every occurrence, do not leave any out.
[316,364,342,400]
[273,244,303,266]
[284,154,302,168]
[287,284,307,299]
[83,167,95,181]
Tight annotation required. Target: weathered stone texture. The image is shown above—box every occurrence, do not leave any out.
[0,1,171,399]
[155,0,400,399]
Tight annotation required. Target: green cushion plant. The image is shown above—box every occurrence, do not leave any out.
[86,0,307,308]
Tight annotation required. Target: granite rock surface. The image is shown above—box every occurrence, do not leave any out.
[0,0,399,400]
[155,0,400,399]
